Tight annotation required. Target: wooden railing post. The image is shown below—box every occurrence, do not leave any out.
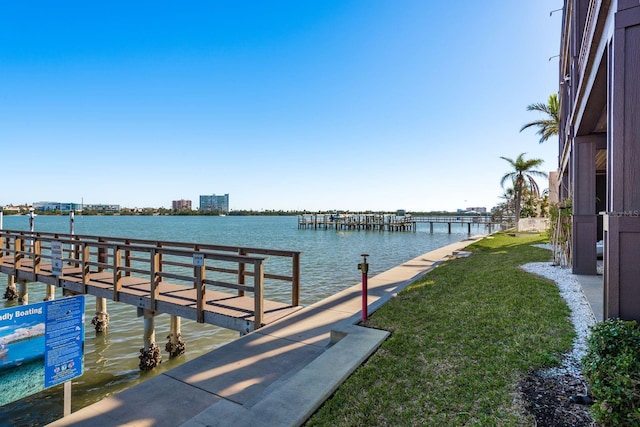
[156,242,163,276]
[237,248,246,297]
[73,235,80,266]
[253,259,264,330]
[33,239,42,274]
[150,249,160,310]
[14,237,23,272]
[124,239,131,276]
[81,243,90,292]
[292,252,300,306]
[98,238,107,272]
[113,246,122,302]
[195,255,206,323]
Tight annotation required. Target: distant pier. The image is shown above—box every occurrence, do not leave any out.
[298,213,506,234]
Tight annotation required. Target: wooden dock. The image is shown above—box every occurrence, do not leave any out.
[0,230,302,334]
[412,215,504,233]
[298,214,505,233]
[298,213,416,231]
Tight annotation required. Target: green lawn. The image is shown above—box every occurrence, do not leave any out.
[305,233,574,426]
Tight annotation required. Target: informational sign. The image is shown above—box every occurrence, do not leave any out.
[0,295,85,406]
[193,253,204,267]
[51,241,63,276]
[44,296,85,388]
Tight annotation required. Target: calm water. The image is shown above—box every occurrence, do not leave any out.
[0,215,481,426]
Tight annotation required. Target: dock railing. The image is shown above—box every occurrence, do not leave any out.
[298,213,509,232]
[0,230,301,330]
[298,213,417,231]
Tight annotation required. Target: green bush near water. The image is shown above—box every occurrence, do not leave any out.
[583,318,640,426]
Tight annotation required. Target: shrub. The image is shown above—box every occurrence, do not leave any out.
[582,318,640,426]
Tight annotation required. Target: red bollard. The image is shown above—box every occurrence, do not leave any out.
[358,254,369,322]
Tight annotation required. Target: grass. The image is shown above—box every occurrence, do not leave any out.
[305,233,575,426]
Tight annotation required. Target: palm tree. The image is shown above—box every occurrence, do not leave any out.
[500,153,548,225]
[491,187,516,224]
[520,93,559,143]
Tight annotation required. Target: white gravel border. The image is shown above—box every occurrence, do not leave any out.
[520,244,598,377]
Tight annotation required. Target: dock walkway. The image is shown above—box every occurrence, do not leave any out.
[48,235,487,427]
[0,230,302,334]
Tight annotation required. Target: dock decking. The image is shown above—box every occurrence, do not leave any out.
[0,230,302,334]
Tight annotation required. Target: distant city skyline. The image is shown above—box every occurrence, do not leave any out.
[2,199,486,214]
[1,2,561,211]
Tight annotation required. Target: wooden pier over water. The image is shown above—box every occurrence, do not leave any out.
[298,213,506,233]
[0,229,302,335]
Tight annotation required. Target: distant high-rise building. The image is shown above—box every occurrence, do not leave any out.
[84,204,121,214]
[172,199,192,211]
[466,207,487,214]
[199,194,229,213]
[32,201,120,214]
[33,201,83,213]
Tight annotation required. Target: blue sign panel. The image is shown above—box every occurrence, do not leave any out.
[44,296,85,388]
[0,295,85,406]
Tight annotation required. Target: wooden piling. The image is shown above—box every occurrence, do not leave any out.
[169,315,181,344]
[45,285,55,301]
[139,309,162,370]
[143,310,156,350]
[92,297,109,332]
[166,315,185,357]
[3,275,18,300]
[18,280,28,305]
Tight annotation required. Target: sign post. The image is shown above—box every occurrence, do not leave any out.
[51,241,63,277]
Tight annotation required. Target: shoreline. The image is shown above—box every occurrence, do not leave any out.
[2,215,473,426]
[47,235,487,426]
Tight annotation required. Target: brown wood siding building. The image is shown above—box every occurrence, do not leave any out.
[558,0,640,320]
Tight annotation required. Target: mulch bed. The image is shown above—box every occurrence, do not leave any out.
[519,369,596,426]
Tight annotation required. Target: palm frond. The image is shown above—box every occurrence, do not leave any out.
[520,93,559,143]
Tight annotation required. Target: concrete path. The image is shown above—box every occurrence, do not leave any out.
[48,235,485,427]
[575,273,603,322]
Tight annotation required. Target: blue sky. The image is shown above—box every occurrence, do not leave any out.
[1,1,562,212]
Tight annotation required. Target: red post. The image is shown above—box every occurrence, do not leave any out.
[358,254,369,322]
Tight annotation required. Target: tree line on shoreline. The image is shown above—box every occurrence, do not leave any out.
[1,207,489,217]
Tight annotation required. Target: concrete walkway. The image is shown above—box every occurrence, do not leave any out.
[46,235,606,427]
[575,270,604,322]
[48,235,486,427]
